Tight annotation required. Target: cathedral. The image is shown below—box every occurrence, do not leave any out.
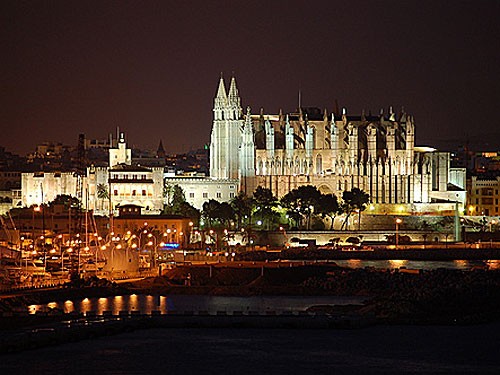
[209,75,466,211]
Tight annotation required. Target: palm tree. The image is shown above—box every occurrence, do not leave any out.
[96,184,109,211]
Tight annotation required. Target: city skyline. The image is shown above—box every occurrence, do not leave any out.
[1,1,499,155]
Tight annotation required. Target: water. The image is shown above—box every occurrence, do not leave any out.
[333,259,500,270]
[2,324,500,374]
[28,294,367,315]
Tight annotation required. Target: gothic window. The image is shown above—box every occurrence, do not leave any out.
[316,155,322,175]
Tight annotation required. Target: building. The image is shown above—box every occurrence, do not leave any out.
[209,75,466,212]
[113,204,191,247]
[467,176,500,216]
[21,134,163,215]
[21,171,79,207]
[87,136,164,215]
[164,175,238,210]
[34,142,74,158]
[9,204,108,238]
[0,171,21,191]
[109,134,132,168]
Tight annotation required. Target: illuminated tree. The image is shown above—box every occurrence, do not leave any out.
[316,193,341,230]
[341,188,369,230]
[281,185,321,229]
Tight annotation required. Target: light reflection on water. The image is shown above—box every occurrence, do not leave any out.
[388,259,407,268]
[486,260,500,270]
[29,295,166,315]
[336,259,499,270]
[27,294,366,315]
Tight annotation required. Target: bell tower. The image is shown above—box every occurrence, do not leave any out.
[210,75,243,179]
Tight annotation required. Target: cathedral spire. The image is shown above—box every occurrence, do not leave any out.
[214,75,227,107]
[226,75,241,119]
[213,75,227,120]
[228,76,239,100]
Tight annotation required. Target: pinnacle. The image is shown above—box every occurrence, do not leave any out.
[228,76,239,98]
[216,76,227,99]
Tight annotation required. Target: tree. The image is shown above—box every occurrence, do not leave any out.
[202,199,222,228]
[201,199,235,251]
[317,193,341,230]
[96,184,109,210]
[177,201,201,224]
[170,185,186,211]
[216,202,236,226]
[230,191,255,228]
[49,194,81,210]
[163,183,175,205]
[280,185,322,229]
[253,186,279,229]
[162,185,200,223]
[341,188,370,230]
[163,185,186,214]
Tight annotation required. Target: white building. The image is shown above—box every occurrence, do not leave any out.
[109,133,132,167]
[87,136,164,215]
[87,164,164,215]
[209,75,466,211]
[164,176,239,210]
[21,172,79,207]
[21,136,164,215]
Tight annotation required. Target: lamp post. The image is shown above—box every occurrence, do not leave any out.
[395,218,402,249]
[32,205,41,252]
[147,236,157,268]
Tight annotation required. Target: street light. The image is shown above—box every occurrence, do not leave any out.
[395,218,403,249]
[147,235,158,268]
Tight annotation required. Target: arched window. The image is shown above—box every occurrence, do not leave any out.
[316,155,323,175]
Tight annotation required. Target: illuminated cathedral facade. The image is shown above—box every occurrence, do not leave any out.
[209,75,466,211]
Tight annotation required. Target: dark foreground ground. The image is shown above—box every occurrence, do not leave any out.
[1,324,499,374]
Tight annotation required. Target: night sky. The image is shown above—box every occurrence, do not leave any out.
[1,0,499,155]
